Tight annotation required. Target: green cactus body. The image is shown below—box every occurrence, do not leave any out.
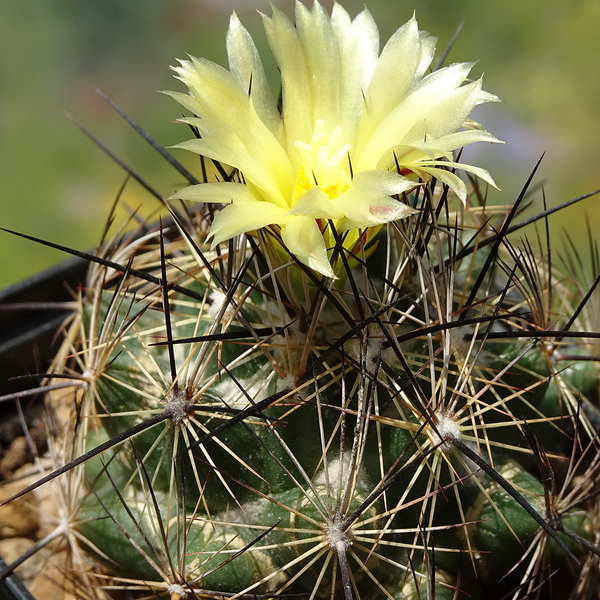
[464,460,549,580]
[56,210,598,600]
[393,569,481,600]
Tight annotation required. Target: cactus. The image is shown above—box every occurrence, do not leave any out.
[2,2,600,600]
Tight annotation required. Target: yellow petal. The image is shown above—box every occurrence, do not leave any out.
[287,187,345,220]
[417,160,499,191]
[281,216,335,278]
[333,171,417,229]
[359,15,423,138]
[404,78,486,141]
[331,3,379,138]
[262,6,312,156]
[417,166,468,203]
[417,129,504,153]
[226,12,280,134]
[168,182,256,204]
[210,201,287,245]
[170,57,294,208]
[356,62,478,168]
[295,1,341,129]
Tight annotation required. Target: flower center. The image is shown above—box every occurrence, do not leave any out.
[293,120,352,202]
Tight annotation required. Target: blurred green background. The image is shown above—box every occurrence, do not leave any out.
[1,0,599,288]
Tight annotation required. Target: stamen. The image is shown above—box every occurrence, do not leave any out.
[294,121,352,201]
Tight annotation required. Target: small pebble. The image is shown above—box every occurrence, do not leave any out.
[0,484,38,538]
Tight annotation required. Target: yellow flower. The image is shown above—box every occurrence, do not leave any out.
[168,1,501,278]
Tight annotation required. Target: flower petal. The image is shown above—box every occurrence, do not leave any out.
[262,6,312,157]
[281,216,335,278]
[331,3,379,139]
[445,161,499,189]
[168,182,256,204]
[333,171,418,228]
[287,187,345,220]
[350,170,417,196]
[170,57,294,208]
[226,12,280,134]
[359,16,424,137]
[416,129,503,153]
[416,34,437,80]
[419,160,499,190]
[403,77,486,142]
[356,62,479,169]
[417,166,468,203]
[210,200,287,245]
[381,129,502,174]
[295,1,341,129]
